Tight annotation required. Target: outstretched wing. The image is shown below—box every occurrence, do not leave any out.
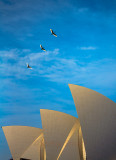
[26,63,32,69]
[40,44,42,49]
[42,48,46,51]
[53,32,57,37]
[26,63,29,68]
[50,29,53,34]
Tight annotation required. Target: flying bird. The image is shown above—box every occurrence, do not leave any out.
[26,63,32,69]
[40,44,46,51]
[50,29,57,37]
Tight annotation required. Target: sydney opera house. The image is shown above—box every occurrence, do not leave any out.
[2,84,116,160]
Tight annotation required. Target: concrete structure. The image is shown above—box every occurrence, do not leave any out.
[2,126,44,160]
[2,111,85,160]
[69,84,116,160]
[40,109,82,160]
[2,84,116,160]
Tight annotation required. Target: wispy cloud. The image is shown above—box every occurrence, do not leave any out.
[41,57,116,90]
[1,48,116,92]
[0,49,19,59]
[80,46,97,50]
[0,48,60,78]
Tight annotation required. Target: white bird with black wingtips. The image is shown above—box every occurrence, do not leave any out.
[50,29,57,37]
[26,63,32,69]
[40,44,46,51]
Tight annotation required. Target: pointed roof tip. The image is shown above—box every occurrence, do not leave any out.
[68,83,78,88]
[68,84,75,90]
[68,84,89,90]
[40,109,47,113]
[68,83,76,86]
[40,109,54,112]
[40,109,79,119]
[68,84,116,103]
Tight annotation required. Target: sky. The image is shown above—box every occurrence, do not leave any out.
[0,0,116,159]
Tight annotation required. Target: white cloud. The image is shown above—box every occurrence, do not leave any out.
[0,48,60,78]
[40,58,116,93]
[26,48,59,61]
[0,49,19,59]
[22,49,31,52]
[80,46,97,50]
[0,48,116,92]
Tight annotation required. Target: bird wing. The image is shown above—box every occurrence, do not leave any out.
[27,63,29,67]
[42,47,46,51]
[43,48,46,51]
[29,65,32,69]
[53,33,57,37]
[50,29,53,33]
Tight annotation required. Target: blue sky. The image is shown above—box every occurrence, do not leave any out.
[0,0,116,159]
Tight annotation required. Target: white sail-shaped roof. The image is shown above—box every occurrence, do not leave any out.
[21,133,43,160]
[69,84,116,160]
[59,127,80,160]
[40,109,80,160]
[2,126,43,160]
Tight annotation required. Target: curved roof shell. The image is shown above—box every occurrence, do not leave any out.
[69,84,116,160]
[2,126,43,160]
[40,109,81,160]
